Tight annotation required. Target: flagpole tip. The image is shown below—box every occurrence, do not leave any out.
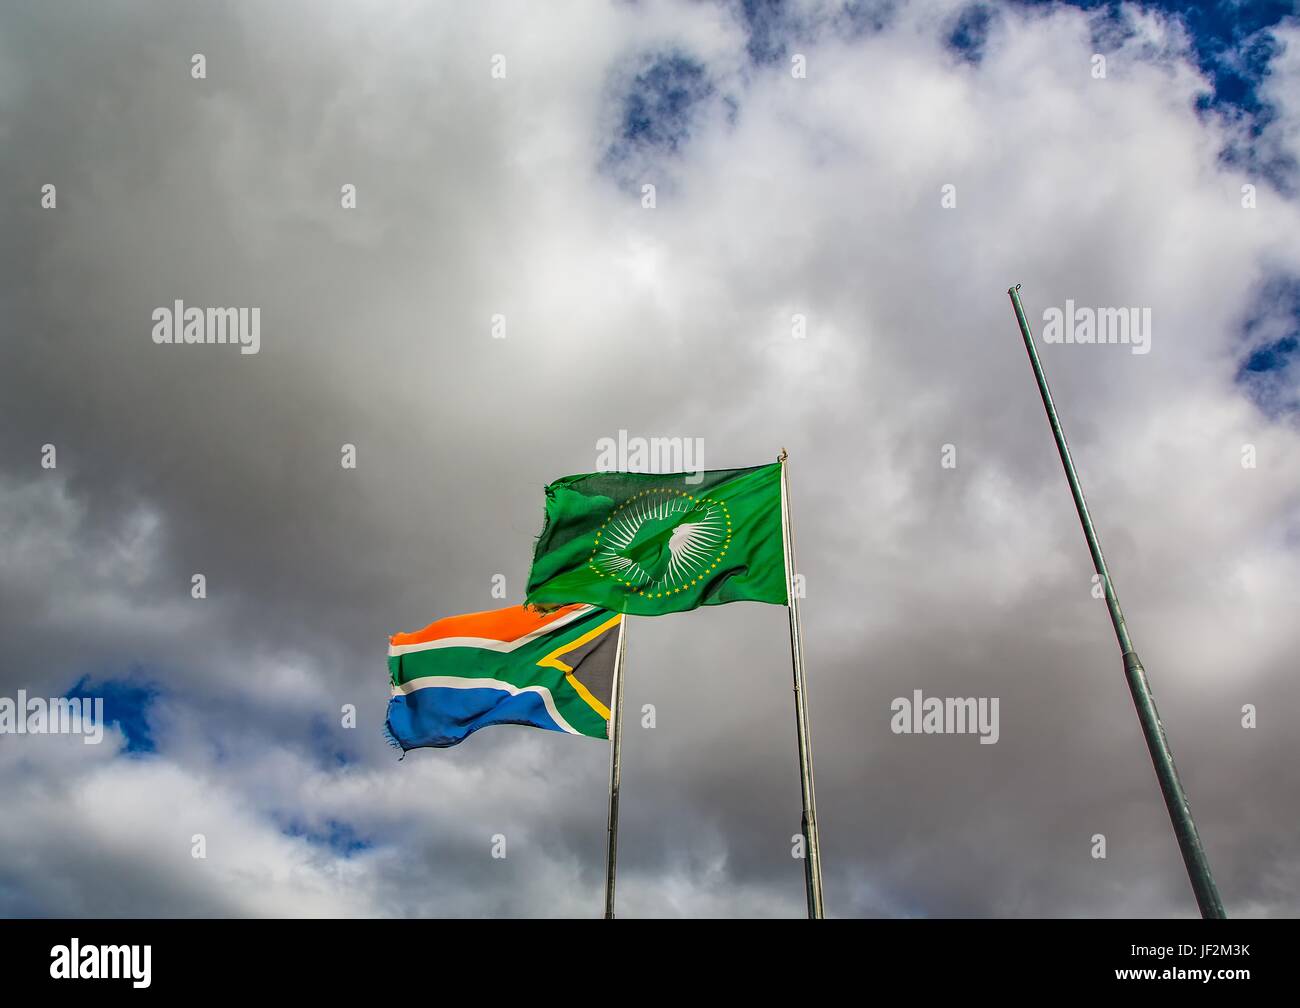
[778,448,788,463]
[1007,283,1021,295]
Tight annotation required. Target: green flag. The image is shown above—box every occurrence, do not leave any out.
[525,463,788,616]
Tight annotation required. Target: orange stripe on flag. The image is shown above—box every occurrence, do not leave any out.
[389,603,588,647]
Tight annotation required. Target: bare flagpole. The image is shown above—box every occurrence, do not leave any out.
[603,616,628,919]
[1007,284,1226,919]
[779,449,825,918]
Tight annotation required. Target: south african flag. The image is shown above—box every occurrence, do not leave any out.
[385,603,621,750]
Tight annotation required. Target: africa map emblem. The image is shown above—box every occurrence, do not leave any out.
[588,489,732,598]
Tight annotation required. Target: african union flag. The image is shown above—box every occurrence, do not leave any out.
[525,463,788,617]
[385,603,621,750]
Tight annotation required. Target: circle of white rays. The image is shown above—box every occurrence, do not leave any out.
[594,494,727,589]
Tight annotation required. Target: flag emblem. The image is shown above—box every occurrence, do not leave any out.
[589,489,732,597]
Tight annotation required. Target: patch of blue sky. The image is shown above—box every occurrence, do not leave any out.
[64,674,159,754]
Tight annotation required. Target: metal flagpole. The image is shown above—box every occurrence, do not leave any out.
[603,616,628,919]
[1007,284,1227,919]
[779,450,825,919]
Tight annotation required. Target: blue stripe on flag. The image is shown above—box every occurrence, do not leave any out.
[385,685,566,750]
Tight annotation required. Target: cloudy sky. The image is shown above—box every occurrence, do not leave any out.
[2,0,1298,918]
